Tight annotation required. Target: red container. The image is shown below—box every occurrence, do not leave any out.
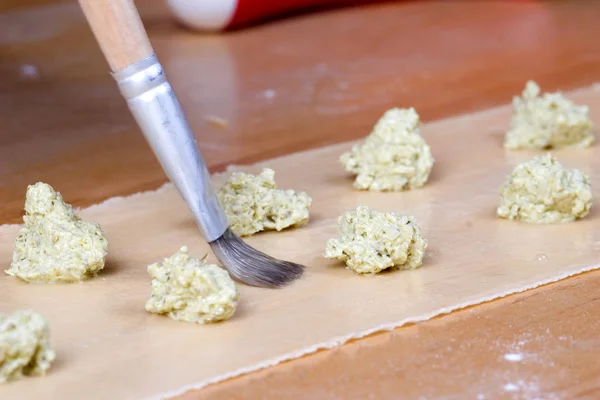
[166,0,379,31]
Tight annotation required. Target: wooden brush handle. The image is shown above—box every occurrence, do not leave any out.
[78,0,154,72]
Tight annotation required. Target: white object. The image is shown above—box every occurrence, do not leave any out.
[504,353,523,362]
[166,0,238,31]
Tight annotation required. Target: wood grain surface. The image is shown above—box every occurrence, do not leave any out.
[2,0,600,399]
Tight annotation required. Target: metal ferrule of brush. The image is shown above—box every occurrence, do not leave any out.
[112,54,229,243]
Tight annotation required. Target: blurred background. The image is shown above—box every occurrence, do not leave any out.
[2,0,600,219]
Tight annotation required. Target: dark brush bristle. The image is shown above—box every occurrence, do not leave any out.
[209,228,305,288]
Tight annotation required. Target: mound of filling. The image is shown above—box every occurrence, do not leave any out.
[497,154,593,223]
[504,81,595,150]
[218,168,312,236]
[145,246,239,324]
[340,107,434,191]
[325,206,427,274]
[0,310,56,384]
[6,182,108,283]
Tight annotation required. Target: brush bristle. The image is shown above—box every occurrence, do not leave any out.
[209,228,305,288]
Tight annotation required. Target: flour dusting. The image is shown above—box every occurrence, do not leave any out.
[504,383,519,392]
[19,64,38,78]
[260,89,276,99]
[504,353,523,362]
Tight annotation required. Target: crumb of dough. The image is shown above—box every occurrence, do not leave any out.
[0,310,56,384]
[217,168,312,237]
[145,246,239,324]
[325,206,427,274]
[497,153,593,223]
[504,81,595,150]
[5,182,108,283]
[340,107,434,191]
[204,115,229,129]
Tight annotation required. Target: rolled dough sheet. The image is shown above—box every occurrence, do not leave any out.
[1,86,599,400]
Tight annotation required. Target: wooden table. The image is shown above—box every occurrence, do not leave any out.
[2,1,600,398]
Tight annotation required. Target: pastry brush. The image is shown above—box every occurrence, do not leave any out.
[78,0,304,288]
